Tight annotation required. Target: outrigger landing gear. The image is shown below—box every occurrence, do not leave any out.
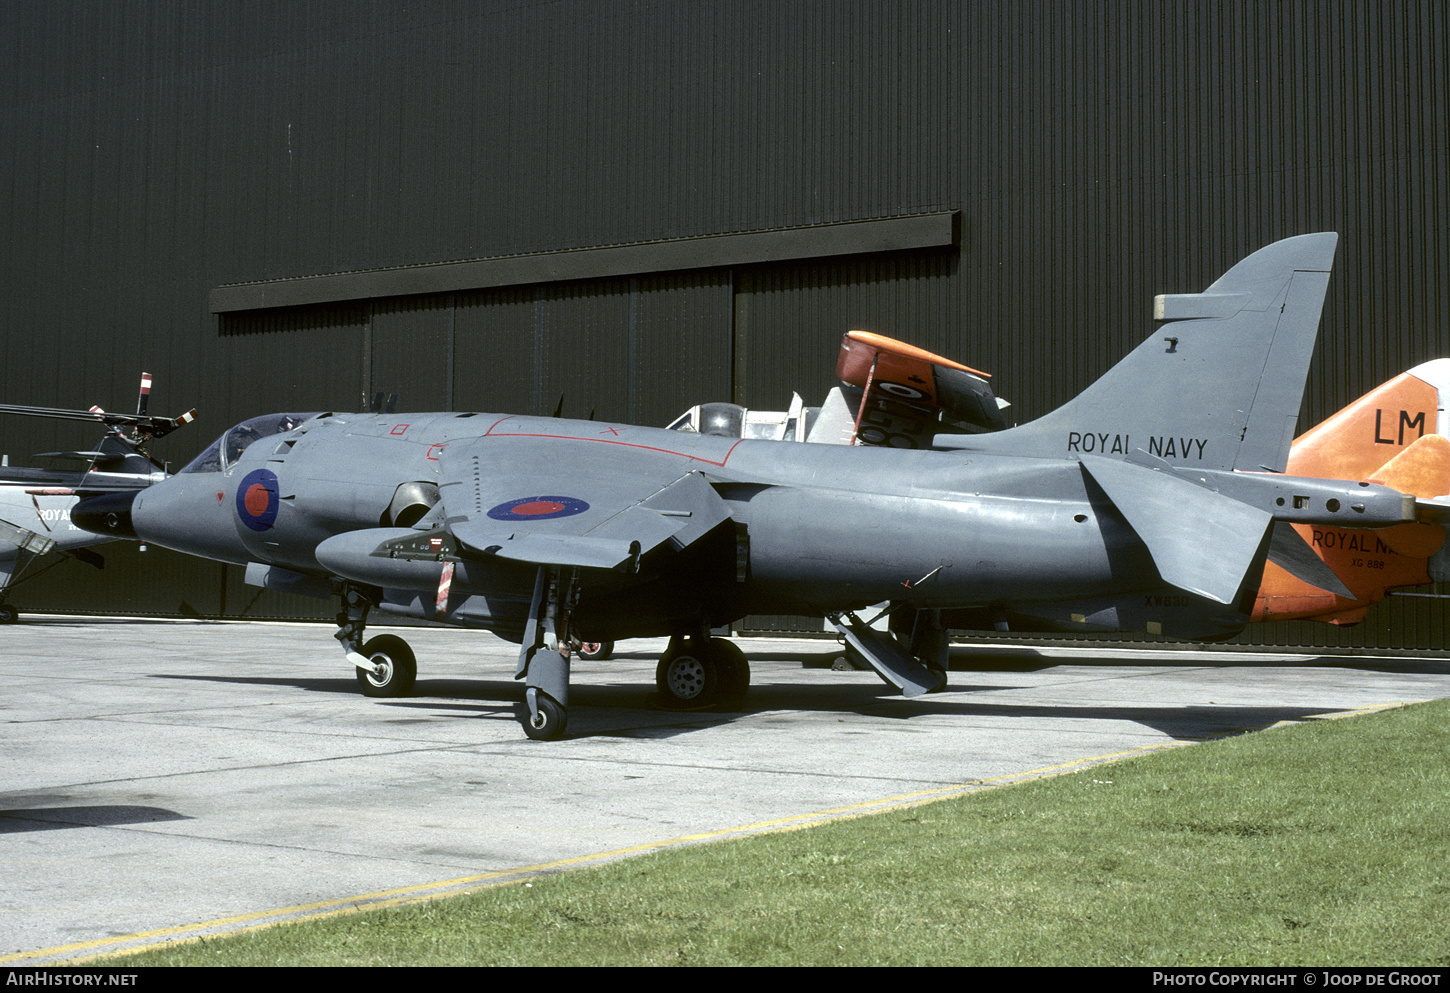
[654,630,750,710]
[335,584,417,698]
[575,639,613,661]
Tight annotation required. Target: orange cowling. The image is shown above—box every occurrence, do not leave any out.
[1253,374,1449,625]
[835,330,988,402]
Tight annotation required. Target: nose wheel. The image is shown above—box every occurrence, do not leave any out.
[354,634,417,697]
[523,690,568,741]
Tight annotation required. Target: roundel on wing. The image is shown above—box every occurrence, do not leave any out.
[486,495,590,522]
[236,468,280,531]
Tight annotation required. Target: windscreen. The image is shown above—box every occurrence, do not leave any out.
[179,413,316,473]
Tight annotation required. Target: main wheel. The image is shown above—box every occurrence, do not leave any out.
[655,648,719,709]
[523,693,568,741]
[709,638,750,709]
[925,664,948,693]
[354,634,417,698]
[577,640,614,661]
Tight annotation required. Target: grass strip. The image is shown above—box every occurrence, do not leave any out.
[117,699,1450,966]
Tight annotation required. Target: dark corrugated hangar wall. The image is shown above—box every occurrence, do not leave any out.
[0,1,1447,649]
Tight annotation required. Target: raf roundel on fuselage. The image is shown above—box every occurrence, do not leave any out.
[236,467,281,531]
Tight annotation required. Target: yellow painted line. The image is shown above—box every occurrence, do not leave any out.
[10,699,1419,966]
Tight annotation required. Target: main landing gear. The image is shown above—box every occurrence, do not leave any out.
[332,575,754,741]
[655,634,750,710]
[514,565,756,739]
[335,586,417,698]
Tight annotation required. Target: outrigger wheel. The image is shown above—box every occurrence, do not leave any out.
[0,604,17,624]
[354,634,417,698]
[576,640,614,661]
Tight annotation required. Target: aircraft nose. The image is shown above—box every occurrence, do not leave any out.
[72,490,139,539]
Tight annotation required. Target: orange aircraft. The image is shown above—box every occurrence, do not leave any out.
[1251,361,1450,624]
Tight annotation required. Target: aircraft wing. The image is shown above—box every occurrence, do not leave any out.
[438,435,734,571]
[836,331,1001,421]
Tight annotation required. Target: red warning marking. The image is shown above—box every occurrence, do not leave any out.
[435,560,455,616]
[391,423,410,436]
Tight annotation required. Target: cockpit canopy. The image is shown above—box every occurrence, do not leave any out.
[180,413,317,473]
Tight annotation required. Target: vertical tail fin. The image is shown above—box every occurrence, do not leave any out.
[1286,359,1450,483]
[960,233,1340,471]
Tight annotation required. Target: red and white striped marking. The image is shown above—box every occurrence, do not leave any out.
[435,560,455,616]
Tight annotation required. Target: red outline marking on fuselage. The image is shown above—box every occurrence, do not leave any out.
[482,425,742,467]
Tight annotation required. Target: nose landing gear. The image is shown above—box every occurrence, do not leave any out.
[335,585,418,698]
[354,633,417,698]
